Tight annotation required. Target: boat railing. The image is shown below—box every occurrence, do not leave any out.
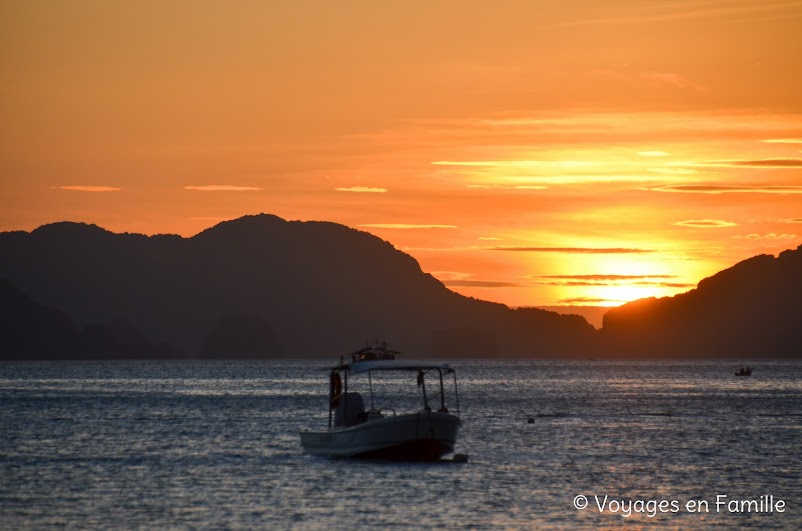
[417,367,460,417]
[329,350,461,428]
[426,387,444,410]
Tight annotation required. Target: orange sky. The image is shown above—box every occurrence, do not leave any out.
[2,1,801,308]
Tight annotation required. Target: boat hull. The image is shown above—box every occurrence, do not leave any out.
[300,411,461,460]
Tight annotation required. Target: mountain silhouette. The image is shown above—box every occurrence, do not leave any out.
[0,278,179,360]
[601,244,802,358]
[0,214,597,359]
[0,278,80,358]
[4,215,798,360]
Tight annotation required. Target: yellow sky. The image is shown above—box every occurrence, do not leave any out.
[2,0,801,307]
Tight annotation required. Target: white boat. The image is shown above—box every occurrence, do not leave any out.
[300,345,462,460]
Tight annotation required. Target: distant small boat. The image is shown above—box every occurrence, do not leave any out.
[735,367,753,377]
[300,344,462,460]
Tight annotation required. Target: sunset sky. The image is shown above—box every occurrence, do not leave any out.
[2,1,801,310]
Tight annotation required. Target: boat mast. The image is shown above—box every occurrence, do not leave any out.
[438,368,446,411]
[368,371,375,411]
[418,370,429,411]
[452,370,460,416]
[343,366,348,424]
[328,369,334,429]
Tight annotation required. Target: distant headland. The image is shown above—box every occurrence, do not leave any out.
[1,214,800,359]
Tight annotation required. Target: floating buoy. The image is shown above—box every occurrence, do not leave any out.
[527,417,534,423]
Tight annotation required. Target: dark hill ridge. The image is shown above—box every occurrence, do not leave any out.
[4,214,800,359]
[0,214,597,358]
[0,279,177,360]
[601,244,802,358]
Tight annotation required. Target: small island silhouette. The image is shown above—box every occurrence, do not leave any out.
[1,214,799,360]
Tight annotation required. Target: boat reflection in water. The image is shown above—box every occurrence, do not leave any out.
[300,344,461,460]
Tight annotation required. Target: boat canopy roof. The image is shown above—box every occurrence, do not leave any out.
[346,359,453,375]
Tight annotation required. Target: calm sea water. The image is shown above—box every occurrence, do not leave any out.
[1,360,800,529]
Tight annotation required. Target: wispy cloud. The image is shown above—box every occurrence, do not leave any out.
[638,281,695,288]
[649,168,699,175]
[431,271,526,288]
[641,72,705,91]
[533,274,691,288]
[51,185,120,192]
[184,185,263,191]
[335,187,388,193]
[400,246,482,252]
[430,271,472,281]
[761,138,802,144]
[638,151,671,157]
[478,236,502,241]
[650,185,802,194]
[383,111,802,156]
[433,269,527,287]
[490,246,654,254]
[554,1,802,27]
[466,184,548,190]
[359,223,458,229]
[674,219,737,228]
[442,280,523,288]
[433,157,677,185]
[433,160,594,169]
[544,280,693,288]
[690,158,802,168]
[778,218,802,224]
[733,233,798,240]
[537,274,677,281]
[559,297,620,305]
